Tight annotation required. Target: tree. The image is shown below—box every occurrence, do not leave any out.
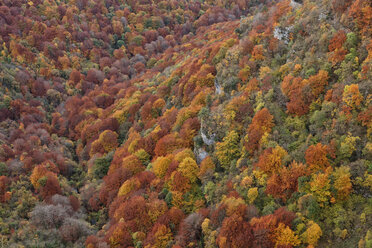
[90,130,119,157]
[0,162,8,176]
[154,133,183,157]
[175,213,203,247]
[99,167,131,206]
[273,223,301,248]
[216,130,241,169]
[30,165,50,190]
[60,218,92,242]
[332,166,352,201]
[177,157,199,184]
[147,199,168,224]
[301,221,322,247]
[30,203,69,229]
[251,207,296,247]
[240,37,254,55]
[86,68,104,84]
[309,172,331,207]
[31,79,47,97]
[117,177,140,197]
[198,156,215,181]
[217,213,254,248]
[201,218,217,248]
[108,222,133,247]
[40,173,62,199]
[338,134,360,160]
[112,196,151,231]
[170,171,191,193]
[252,45,265,60]
[247,187,258,204]
[238,65,251,82]
[245,108,274,153]
[93,152,113,179]
[328,30,347,64]
[194,64,216,87]
[179,117,200,147]
[151,224,173,248]
[349,0,372,36]
[281,74,309,116]
[69,195,80,211]
[134,149,151,165]
[308,70,329,99]
[255,146,287,175]
[305,143,329,172]
[153,155,173,179]
[266,161,308,201]
[343,84,363,109]
[221,197,247,217]
[174,149,195,163]
[121,155,145,175]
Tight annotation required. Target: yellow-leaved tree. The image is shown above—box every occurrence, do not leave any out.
[332,166,352,201]
[343,84,363,109]
[301,221,322,247]
[177,157,199,184]
[216,130,241,170]
[153,155,173,178]
[310,172,331,207]
[273,223,301,248]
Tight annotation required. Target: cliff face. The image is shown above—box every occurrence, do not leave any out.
[0,0,371,247]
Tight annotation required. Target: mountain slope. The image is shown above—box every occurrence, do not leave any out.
[0,0,371,247]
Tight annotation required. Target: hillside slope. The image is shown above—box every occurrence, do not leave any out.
[0,0,371,247]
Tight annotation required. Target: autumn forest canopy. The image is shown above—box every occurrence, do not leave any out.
[0,0,371,247]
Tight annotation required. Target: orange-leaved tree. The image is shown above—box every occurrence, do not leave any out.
[245,108,274,154]
[305,143,330,172]
[266,161,309,201]
[255,146,287,175]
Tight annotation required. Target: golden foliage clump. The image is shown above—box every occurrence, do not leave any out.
[273,223,301,248]
[177,157,199,184]
[152,155,173,178]
[343,84,363,109]
[216,130,241,169]
[301,221,322,247]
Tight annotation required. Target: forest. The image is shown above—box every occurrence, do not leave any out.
[0,0,371,247]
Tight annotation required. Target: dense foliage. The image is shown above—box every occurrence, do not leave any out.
[0,0,371,247]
